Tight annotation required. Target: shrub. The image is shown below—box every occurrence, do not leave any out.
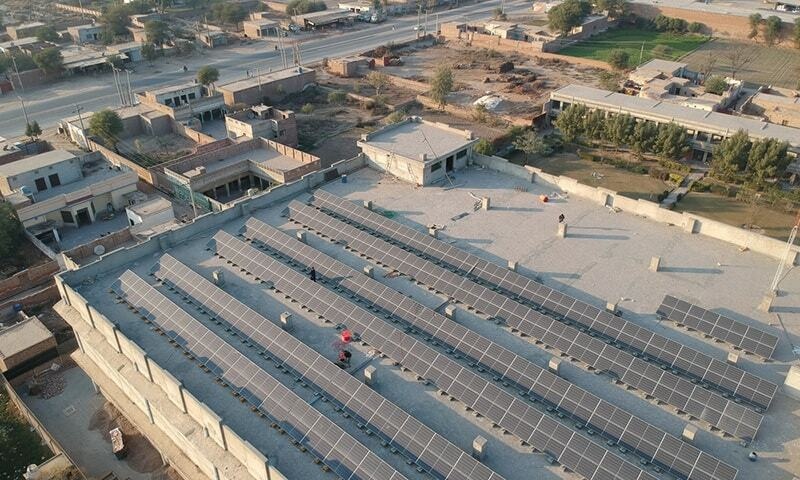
[474,138,495,156]
[668,173,684,185]
[687,22,704,33]
[607,49,630,70]
[327,90,346,104]
[300,103,315,114]
[691,181,711,192]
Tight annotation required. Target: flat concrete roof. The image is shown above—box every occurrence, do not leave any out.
[634,59,687,75]
[360,117,476,161]
[0,149,77,178]
[217,66,312,93]
[0,317,54,360]
[127,196,173,216]
[552,84,800,148]
[144,82,200,97]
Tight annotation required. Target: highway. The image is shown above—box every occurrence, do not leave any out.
[0,0,529,138]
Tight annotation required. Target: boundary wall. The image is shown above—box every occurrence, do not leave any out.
[472,154,799,265]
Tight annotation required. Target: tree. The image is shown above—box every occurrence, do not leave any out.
[145,20,170,47]
[697,50,717,84]
[141,43,159,62]
[0,202,24,261]
[687,22,704,33]
[300,103,314,114]
[33,48,63,75]
[36,26,59,43]
[474,138,494,156]
[630,121,658,155]
[607,49,630,70]
[795,18,800,49]
[582,109,606,144]
[651,44,672,59]
[213,3,246,23]
[763,15,782,47]
[597,70,621,91]
[327,90,347,104]
[704,76,728,95]
[711,130,750,180]
[197,65,219,87]
[366,71,390,96]
[89,109,124,147]
[101,4,132,43]
[748,13,761,39]
[429,65,453,109]
[547,0,591,36]
[385,110,405,124]
[513,130,551,162]
[175,41,196,56]
[286,0,326,14]
[747,138,790,184]
[554,103,587,143]
[594,0,626,18]
[654,122,689,160]
[605,113,634,148]
[25,121,42,140]
[725,45,755,79]
[0,52,36,75]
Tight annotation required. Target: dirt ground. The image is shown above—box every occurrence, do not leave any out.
[0,237,52,279]
[117,134,197,168]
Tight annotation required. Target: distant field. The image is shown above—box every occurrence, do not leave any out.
[682,38,800,89]
[559,28,710,67]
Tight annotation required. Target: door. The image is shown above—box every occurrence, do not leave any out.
[76,208,92,226]
[446,155,454,172]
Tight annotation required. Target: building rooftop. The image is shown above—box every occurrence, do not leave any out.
[0,316,54,361]
[359,117,476,161]
[0,149,77,178]
[752,91,800,107]
[552,84,800,147]
[144,82,200,97]
[9,21,46,30]
[128,196,173,217]
[217,66,312,93]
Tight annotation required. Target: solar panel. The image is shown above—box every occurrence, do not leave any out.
[150,254,500,480]
[111,270,407,480]
[287,200,763,442]
[239,217,738,480]
[658,295,779,359]
[208,231,658,480]
[308,191,777,410]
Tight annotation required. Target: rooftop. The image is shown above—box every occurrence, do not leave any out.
[0,316,54,361]
[634,59,688,76]
[144,82,200,97]
[552,84,800,147]
[359,116,476,161]
[127,196,173,217]
[0,149,77,178]
[217,66,312,93]
[59,165,800,480]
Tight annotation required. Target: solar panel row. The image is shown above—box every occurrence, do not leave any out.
[239,217,738,480]
[111,270,407,480]
[658,296,779,359]
[309,191,777,409]
[286,201,762,441]
[151,254,502,480]
[209,231,658,480]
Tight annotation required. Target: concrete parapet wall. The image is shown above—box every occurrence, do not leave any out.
[116,332,150,381]
[222,424,273,480]
[183,389,226,450]
[147,358,186,412]
[0,260,59,302]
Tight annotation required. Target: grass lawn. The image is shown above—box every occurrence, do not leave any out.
[0,392,52,480]
[675,192,799,242]
[559,28,709,66]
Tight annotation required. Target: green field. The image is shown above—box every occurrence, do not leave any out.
[0,392,52,480]
[559,28,710,67]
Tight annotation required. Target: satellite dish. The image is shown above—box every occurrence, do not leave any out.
[93,245,106,256]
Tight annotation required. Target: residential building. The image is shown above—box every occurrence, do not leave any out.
[130,13,162,28]
[163,138,320,206]
[59,45,112,75]
[0,150,139,241]
[225,104,298,146]
[137,82,227,125]
[126,196,175,234]
[327,56,373,77]
[67,24,103,44]
[0,316,57,374]
[357,116,478,186]
[106,42,144,63]
[217,67,316,107]
[199,30,228,48]
[6,22,46,40]
[243,18,280,37]
[547,84,800,162]
[746,89,800,129]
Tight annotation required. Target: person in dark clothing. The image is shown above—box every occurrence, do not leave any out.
[558,213,565,224]
[309,267,316,282]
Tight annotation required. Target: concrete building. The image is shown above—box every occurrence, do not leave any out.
[0,150,139,241]
[547,84,800,162]
[746,89,800,129]
[106,42,144,63]
[357,116,477,186]
[126,196,175,234]
[216,67,316,107]
[59,45,112,75]
[243,18,280,38]
[198,30,228,48]
[0,316,57,375]
[130,13,162,28]
[163,138,320,205]
[293,9,358,29]
[225,104,298,146]
[137,82,227,125]
[6,22,46,40]
[327,55,373,77]
[67,24,103,44]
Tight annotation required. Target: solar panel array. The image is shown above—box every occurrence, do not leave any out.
[209,231,659,480]
[111,270,407,480]
[241,217,738,480]
[309,190,777,410]
[658,296,779,359]
[151,254,501,480]
[287,201,763,441]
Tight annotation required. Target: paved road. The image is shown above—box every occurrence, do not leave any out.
[0,0,528,138]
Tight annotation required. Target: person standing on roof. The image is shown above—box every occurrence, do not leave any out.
[558,213,565,224]
[309,267,317,282]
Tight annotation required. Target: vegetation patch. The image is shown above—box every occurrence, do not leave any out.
[559,28,709,67]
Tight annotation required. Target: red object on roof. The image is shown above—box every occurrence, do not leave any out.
[341,330,352,343]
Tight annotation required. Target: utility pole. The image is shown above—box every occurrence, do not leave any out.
[638,41,645,66]
[112,67,125,105]
[424,9,428,35]
[416,4,422,38]
[10,54,25,94]
[770,211,800,294]
[256,66,262,94]
[125,69,135,105]
[18,96,30,127]
[74,104,90,152]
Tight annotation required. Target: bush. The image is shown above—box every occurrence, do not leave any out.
[704,76,728,95]
[607,49,630,70]
[687,22,704,33]
[300,103,315,114]
[286,0,326,14]
[653,14,688,33]
[327,90,346,104]
[691,181,711,192]
[668,173,684,185]
[648,167,670,181]
[474,138,495,156]
[657,190,669,202]
[658,159,691,175]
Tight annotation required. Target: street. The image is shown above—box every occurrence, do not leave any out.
[0,0,529,138]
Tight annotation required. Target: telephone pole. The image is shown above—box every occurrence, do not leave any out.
[18,96,30,127]
[73,104,90,152]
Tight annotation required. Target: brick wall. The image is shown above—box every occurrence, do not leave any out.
[64,228,134,264]
[0,261,60,302]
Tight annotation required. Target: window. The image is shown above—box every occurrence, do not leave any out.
[34,177,47,191]
[48,173,61,187]
[188,92,196,100]
[431,162,442,172]
[456,150,467,159]
[61,211,74,224]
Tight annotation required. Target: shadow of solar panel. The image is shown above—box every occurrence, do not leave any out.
[111,270,407,480]
[308,191,777,410]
